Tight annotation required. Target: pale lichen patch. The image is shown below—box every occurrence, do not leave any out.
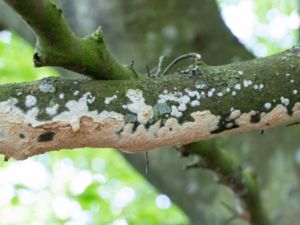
[191,100,200,107]
[124,89,153,124]
[229,110,241,120]
[259,84,264,90]
[234,84,241,90]
[73,90,80,96]
[238,70,244,75]
[59,93,64,99]
[39,82,55,93]
[25,95,37,108]
[171,105,182,118]
[243,80,253,87]
[53,93,122,131]
[104,95,117,105]
[264,102,272,110]
[46,104,59,116]
[280,96,290,106]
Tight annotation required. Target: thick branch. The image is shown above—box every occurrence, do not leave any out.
[0,47,300,159]
[3,0,139,80]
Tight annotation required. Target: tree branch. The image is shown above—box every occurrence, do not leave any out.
[182,140,271,225]
[3,0,139,80]
[0,46,300,160]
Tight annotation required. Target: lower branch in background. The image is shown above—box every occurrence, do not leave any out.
[182,140,271,225]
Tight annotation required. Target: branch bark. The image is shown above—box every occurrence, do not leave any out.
[1,47,300,160]
[3,0,139,80]
[182,140,271,225]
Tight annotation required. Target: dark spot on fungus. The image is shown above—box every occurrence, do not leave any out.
[116,127,124,137]
[19,133,25,139]
[211,114,239,134]
[38,131,55,142]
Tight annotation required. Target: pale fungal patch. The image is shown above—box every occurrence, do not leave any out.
[59,93,64,99]
[238,70,244,75]
[1,93,300,159]
[171,105,182,118]
[280,96,290,106]
[225,122,234,128]
[104,95,117,105]
[293,90,298,95]
[86,93,96,104]
[25,95,37,108]
[156,89,200,118]
[124,89,153,124]
[178,104,187,112]
[39,82,55,93]
[185,89,200,99]
[191,100,200,107]
[53,93,123,132]
[234,84,241,90]
[264,102,272,110]
[290,79,294,83]
[259,84,264,90]
[229,110,241,120]
[73,90,80,96]
[286,73,291,77]
[0,93,123,134]
[195,83,206,89]
[46,104,59,116]
[207,89,215,97]
[253,85,258,90]
[243,80,252,87]
[232,91,237,96]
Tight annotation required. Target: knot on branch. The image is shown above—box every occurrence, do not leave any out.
[33,52,42,67]
[90,26,105,45]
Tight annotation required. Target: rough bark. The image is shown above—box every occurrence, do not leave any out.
[1,47,300,161]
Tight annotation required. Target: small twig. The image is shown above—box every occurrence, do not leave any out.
[145,151,149,175]
[146,64,151,77]
[155,56,166,77]
[160,53,201,76]
[129,60,135,70]
[287,121,300,127]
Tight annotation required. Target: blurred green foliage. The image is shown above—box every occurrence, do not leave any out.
[0,31,59,82]
[217,0,298,56]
